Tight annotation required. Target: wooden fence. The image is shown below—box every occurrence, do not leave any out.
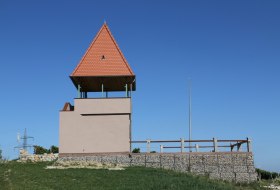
[130,138,252,153]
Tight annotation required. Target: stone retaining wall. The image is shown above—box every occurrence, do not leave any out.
[59,152,257,183]
[19,153,59,162]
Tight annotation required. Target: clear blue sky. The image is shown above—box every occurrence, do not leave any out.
[0,1,279,172]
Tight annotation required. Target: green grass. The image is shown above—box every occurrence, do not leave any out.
[0,162,264,190]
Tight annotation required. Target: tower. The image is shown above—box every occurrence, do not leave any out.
[59,23,136,155]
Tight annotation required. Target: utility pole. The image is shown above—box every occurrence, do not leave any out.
[14,128,34,152]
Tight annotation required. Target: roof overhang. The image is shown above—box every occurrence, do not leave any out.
[70,75,136,92]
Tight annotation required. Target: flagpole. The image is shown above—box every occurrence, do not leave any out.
[189,79,192,152]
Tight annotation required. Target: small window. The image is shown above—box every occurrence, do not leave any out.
[101,55,105,60]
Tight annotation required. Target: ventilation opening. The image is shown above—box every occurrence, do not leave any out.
[101,55,106,60]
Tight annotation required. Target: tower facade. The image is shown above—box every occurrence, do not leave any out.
[59,24,135,155]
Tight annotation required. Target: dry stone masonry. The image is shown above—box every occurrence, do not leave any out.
[59,152,257,183]
[18,149,58,162]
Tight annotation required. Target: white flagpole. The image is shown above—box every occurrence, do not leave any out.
[189,79,192,152]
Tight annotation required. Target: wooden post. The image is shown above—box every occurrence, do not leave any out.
[160,145,163,153]
[125,84,128,97]
[101,83,104,97]
[130,83,132,98]
[247,137,252,152]
[230,143,234,152]
[195,144,199,152]
[180,138,184,153]
[77,84,81,98]
[147,139,151,153]
[213,138,218,152]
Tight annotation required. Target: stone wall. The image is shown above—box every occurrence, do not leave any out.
[18,150,58,162]
[59,152,257,183]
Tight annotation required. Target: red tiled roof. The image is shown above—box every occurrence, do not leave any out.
[71,23,134,77]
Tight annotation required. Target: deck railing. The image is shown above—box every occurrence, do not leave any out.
[130,138,252,153]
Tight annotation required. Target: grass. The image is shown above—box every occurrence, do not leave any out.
[0,161,265,190]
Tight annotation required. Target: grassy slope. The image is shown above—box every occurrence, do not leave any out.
[0,162,263,190]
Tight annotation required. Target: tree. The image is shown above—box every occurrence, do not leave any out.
[0,148,2,160]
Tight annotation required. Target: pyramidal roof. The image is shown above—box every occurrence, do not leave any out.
[71,23,134,77]
[70,23,136,92]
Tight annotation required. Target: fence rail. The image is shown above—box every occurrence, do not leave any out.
[130,137,252,153]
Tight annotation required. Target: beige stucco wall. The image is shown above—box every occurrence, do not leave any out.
[74,98,131,114]
[59,98,131,153]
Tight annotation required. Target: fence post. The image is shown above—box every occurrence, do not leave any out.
[247,137,252,152]
[213,138,218,152]
[195,144,199,152]
[160,145,163,153]
[147,139,151,153]
[180,138,184,153]
[230,143,234,152]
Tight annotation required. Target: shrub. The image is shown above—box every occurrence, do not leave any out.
[34,145,59,154]
[34,145,49,154]
[132,148,140,153]
[256,168,279,180]
[50,145,59,153]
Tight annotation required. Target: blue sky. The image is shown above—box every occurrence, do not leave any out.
[0,0,279,172]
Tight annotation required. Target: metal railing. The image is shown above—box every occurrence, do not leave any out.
[130,137,252,153]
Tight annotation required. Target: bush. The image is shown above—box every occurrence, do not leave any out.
[256,168,279,180]
[34,145,49,154]
[50,145,59,153]
[34,145,59,154]
[132,148,140,153]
